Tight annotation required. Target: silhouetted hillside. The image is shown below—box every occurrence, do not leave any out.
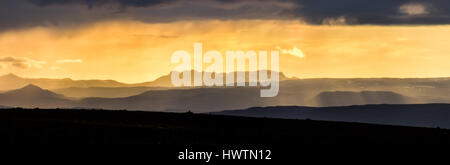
[54,86,169,98]
[1,108,449,146]
[213,104,450,129]
[77,87,279,112]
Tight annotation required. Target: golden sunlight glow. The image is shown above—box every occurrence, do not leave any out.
[0,20,450,83]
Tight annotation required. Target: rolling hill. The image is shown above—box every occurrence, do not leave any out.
[313,91,413,106]
[0,105,10,109]
[0,84,73,108]
[1,107,449,146]
[77,87,280,112]
[2,84,450,129]
[0,84,280,112]
[0,83,446,113]
[213,104,450,129]
[54,86,169,98]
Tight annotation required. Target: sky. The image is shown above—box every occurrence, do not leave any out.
[0,0,450,83]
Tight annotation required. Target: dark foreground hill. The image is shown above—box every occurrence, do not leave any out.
[1,108,449,146]
[213,104,450,129]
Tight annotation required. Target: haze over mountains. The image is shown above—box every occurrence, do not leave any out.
[54,87,168,98]
[314,91,413,107]
[0,70,289,91]
[1,72,450,112]
[0,84,72,108]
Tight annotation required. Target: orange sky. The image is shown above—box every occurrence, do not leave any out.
[0,20,449,83]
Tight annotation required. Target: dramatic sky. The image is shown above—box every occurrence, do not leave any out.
[1,0,450,83]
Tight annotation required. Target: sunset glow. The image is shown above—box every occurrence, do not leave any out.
[1,20,449,83]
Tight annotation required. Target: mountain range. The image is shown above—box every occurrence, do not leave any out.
[1,72,450,112]
[0,71,290,91]
[54,86,169,98]
[0,84,278,111]
[0,82,445,113]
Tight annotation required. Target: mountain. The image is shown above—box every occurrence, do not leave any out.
[275,78,450,106]
[54,86,169,98]
[0,84,73,108]
[2,108,450,146]
[313,91,412,106]
[0,84,281,112]
[0,71,291,91]
[0,73,129,90]
[212,104,450,129]
[77,87,280,112]
[0,105,10,109]
[2,76,450,111]
[135,70,290,87]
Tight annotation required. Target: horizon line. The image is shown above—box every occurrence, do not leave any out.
[2,72,450,85]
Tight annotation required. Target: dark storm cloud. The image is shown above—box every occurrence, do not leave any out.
[290,0,450,25]
[1,0,450,31]
[28,0,178,9]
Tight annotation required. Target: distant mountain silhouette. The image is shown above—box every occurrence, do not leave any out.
[0,84,72,108]
[2,76,450,111]
[77,87,280,112]
[314,91,412,106]
[0,84,280,111]
[213,104,450,129]
[276,78,450,106]
[54,86,169,98]
[135,70,290,87]
[0,105,10,109]
[0,73,128,90]
[0,70,291,91]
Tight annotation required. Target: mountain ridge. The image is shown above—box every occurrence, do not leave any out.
[0,70,291,90]
[0,84,72,108]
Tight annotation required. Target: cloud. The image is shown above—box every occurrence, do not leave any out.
[322,16,349,25]
[49,66,63,70]
[1,0,450,31]
[28,0,179,10]
[277,46,305,58]
[28,0,293,10]
[0,56,46,69]
[399,3,428,16]
[56,59,83,63]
